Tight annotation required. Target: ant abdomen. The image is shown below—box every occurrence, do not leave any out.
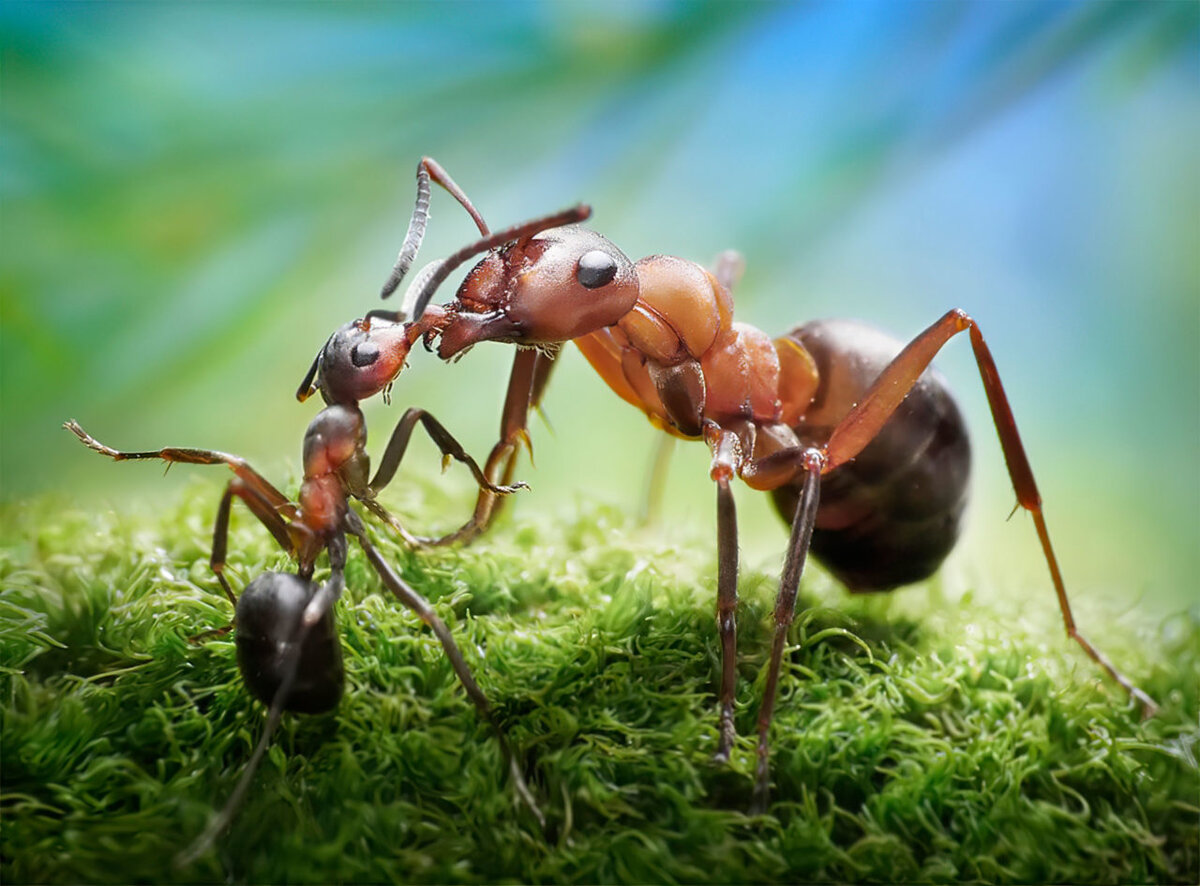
[776,319,971,591]
[235,572,345,714]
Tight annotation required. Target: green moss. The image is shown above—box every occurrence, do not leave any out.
[1,483,1196,884]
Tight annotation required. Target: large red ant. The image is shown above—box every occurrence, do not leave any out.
[64,303,543,860]
[359,157,1159,813]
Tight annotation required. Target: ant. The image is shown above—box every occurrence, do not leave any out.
[64,302,542,861]
[354,157,1159,814]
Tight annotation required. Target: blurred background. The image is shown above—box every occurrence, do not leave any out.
[3,2,1196,613]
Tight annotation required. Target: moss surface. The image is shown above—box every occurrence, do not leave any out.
[2,482,1197,884]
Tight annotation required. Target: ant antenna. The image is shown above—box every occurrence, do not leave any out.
[295,334,332,403]
[409,204,591,322]
[380,158,492,301]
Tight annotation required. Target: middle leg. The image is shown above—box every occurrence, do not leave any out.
[705,422,742,763]
[344,511,545,830]
[750,448,823,814]
[362,405,530,547]
[405,347,556,547]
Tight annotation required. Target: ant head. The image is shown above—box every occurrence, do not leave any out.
[437,226,638,359]
[296,318,414,406]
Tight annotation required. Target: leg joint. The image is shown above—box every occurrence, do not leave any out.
[801,447,825,473]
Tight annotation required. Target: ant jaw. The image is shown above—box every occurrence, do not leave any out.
[435,309,523,360]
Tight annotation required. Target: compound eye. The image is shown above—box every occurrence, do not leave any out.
[351,341,380,367]
[576,250,618,289]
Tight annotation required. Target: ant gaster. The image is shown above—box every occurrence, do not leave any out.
[362,157,1159,814]
[65,293,540,861]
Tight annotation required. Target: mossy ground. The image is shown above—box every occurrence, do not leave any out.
[1,479,1197,884]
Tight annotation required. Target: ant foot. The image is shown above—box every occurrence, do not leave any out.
[489,481,529,496]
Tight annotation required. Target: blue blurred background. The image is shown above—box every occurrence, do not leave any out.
[3,2,1196,611]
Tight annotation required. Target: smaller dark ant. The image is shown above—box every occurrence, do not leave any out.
[64,293,542,861]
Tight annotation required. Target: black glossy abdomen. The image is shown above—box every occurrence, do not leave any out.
[235,571,345,714]
[771,319,971,591]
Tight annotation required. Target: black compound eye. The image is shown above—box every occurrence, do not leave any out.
[576,250,618,289]
[351,341,380,367]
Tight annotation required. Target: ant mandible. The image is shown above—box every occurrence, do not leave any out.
[360,157,1159,814]
[64,306,540,861]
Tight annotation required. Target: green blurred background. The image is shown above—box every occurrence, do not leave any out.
[2,2,1197,613]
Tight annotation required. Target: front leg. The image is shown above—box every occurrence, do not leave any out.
[63,419,307,605]
[415,347,556,546]
[487,346,559,517]
[359,405,528,547]
[701,420,826,811]
[704,422,742,763]
[64,420,298,518]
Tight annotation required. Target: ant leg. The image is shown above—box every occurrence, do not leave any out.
[415,347,553,546]
[64,420,306,624]
[638,434,675,526]
[488,347,558,520]
[364,406,528,547]
[186,624,234,644]
[748,449,823,814]
[710,250,745,294]
[206,475,299,603]
[209,483,240,607]
[344,511,545,830]
[182,481,261,643]
[822,309,1157,717]
[368,407,526,498]
[177,536,347,867]
[528,347,560,417]
[63,421,299,522]
[705,424,741,763]
[350,520,493,716]
[356,498,422,547]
